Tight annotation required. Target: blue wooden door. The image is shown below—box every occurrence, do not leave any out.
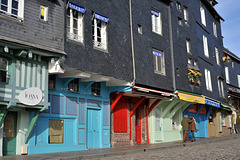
[197,114,207,137]
[87,109,100,149]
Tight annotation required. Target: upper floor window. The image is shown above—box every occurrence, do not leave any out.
[92,12,108,50]
[205,68,212,91]
[176,2,181,11]
[0,0,24,20]
[0,58,8,83]
[91,82,101,96]
[186,39,191,54]
[225,66,230,84]
[151,9,162,35]
[213,22,217,37]
[203,35,209,58]
[68,78,79,92]
[48,74,56,89]
[67,2,85,43]
[238,74,240,88]
[194,60,198,67]
[178,17,183,26]
[40,6,48,22]
[200,6,206,26]
[217,78,224,98]
[153,49,165,75]
[215,47,220,65]
[183,6,189,25]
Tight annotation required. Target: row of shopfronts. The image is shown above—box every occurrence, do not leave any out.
[0,52,235,155]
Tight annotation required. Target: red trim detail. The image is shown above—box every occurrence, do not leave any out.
[130,112,132,141]
[111,92,124,113]
[130,97,146,117]
[114,102,128,133]
[146,101,150,144]
[148,99,161,114]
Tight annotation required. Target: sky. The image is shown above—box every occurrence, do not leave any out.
[215,0,240,57]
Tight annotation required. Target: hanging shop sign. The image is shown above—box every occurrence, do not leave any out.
[19,87,43,106]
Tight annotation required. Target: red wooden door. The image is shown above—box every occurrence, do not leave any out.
[135,107,141,144]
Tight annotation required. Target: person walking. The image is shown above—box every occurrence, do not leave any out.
[189,116,197,142]
[181,115,193,142]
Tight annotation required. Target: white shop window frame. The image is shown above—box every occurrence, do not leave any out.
[67,5,84,43]
[153,49,165,76]
[203,35,209,58]
[200,5,206,26]
[0,0,24,20]
[151,9,162,35]
[39,5,48,22]
[92,12,108,50]
[205,68,212,92]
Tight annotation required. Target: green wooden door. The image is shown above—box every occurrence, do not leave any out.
[3,112,17,156]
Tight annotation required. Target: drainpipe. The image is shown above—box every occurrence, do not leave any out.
[129,0,136,87]
[168,3,176,92]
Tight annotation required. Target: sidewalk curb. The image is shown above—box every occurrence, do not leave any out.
[60,135,240,160]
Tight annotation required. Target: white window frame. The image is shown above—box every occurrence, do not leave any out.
[217,78,224,98]
[203,35,209,58]
[186,39,191,54]
[0,0,24,20]
[205,68,212,91]
[176,1,181,11]
[92,16,108,50]
[183,6,188,25]
[213,22,217,37]
[178,17,183,26]
[215,47,220,66]
[153,49,165,75]
[67,7,84,43]
[40,6,48,22]
[225,66,230,84]
[151,9,162,35]
[200,6,206,26]
[238,74,240,88]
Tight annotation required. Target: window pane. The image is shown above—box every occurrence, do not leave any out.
[1,0,8,5]
[12,0,18,9]
[0,58,7,70]
[49,120,64,143]
[73,10,78,19]
[0,70,7,82]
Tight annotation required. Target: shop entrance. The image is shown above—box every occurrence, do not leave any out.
[135,107,141,144]
[3,112,17,156]
[87,108,100,149]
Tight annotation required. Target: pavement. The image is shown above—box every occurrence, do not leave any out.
[1,134,240,160]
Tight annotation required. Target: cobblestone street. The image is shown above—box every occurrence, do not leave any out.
[86,138,240,160]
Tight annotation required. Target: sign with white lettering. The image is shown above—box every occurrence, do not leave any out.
[19,87,43,106]
[205,99,220,108]
[68,2,85,13]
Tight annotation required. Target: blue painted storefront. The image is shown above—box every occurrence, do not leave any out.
[183,99,219,140]
[28,76,130,154]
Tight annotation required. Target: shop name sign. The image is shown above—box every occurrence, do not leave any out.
[19,87,43,106]
[205,99,219,108]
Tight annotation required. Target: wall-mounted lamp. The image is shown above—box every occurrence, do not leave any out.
[51,58,55,64]
[28,51,33,58]
[4,46,9,53]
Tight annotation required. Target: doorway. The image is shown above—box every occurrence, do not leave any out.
[87,108,101,149]
[3,112,17,156]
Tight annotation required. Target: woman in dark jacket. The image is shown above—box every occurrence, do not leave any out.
[189,116,197,142]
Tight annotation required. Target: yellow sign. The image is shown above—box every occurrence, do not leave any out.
[177,92,205,104]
